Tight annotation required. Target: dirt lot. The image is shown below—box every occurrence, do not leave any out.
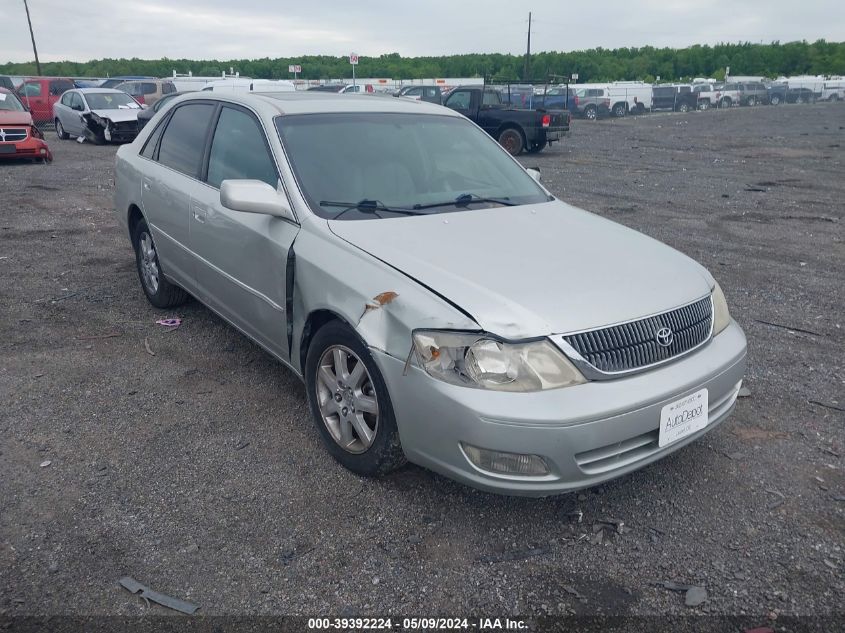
[1,103,843,623]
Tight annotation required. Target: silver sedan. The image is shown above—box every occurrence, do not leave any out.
[114,92,746,496]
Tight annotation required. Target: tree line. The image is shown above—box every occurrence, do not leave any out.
[2,40,843,83]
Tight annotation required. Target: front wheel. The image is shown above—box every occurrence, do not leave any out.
[746,97,756,107]
[55,119,69,140]
[133,219,188,308]
[698,100,710,111]
[583,106,597,120]
[678,102,690,113]
[498,127,524,155]
[612,103,626,117]
[305,321,406,476]
[770,95,781,105]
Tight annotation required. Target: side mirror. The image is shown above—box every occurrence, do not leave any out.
[220,180,294,220]
[526,167,542,183]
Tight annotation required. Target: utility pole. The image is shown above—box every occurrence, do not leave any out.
[23,0,42,76]
[523,12,532,81]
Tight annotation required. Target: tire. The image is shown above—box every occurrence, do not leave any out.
[770,95,781,106]
[305,320,406,477]
[677,102,690,113]
[720,97,732,108]
[612,103,626,117]
[55,118,69,140]
[745,97,756,107]
[497,127,524,156]
[526,139,547,154]
[830,94,840,102]
[583,105,597,121]
[132,219,188,309]
[698,100,710,111]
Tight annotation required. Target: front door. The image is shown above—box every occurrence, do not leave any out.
[189,104,299,360]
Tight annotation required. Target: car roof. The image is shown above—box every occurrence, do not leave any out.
[170,91,461,118]
[75,88,132,94]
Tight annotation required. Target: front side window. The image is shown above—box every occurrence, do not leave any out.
[142,83,157,95]
[22,82,42,97]
[71,92,85,110]
[162,82,176,95]
[445,90,471,109]
[61,92,73,106]
[157,103,216,178]
[206,107,278,189]
[276,113,548,220]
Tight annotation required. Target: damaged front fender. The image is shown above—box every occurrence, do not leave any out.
[81,112,109,144]
[290,226,478,375]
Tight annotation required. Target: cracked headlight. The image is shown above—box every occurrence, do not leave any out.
[712,282,732,335]
[412,331,586,392]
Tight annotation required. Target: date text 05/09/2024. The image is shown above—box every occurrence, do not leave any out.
[307,617,529,630]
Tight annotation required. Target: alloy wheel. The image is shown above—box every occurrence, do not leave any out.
[138,231,160,294]
[315,345,379,454]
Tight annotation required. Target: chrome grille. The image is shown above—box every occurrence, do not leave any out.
[562,296,712,374]
[0,127,28,142]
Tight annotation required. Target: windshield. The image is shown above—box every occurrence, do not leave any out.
[275,113,549,220]
[84,92,140,110]
[0,90,25,111]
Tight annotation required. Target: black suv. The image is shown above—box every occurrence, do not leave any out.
[651,85,697,112]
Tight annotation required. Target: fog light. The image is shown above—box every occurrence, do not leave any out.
[40,148,47,154]
[462,443,549,476]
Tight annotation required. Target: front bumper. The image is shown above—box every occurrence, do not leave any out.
[0,137,52,162]
[373,320,747,496]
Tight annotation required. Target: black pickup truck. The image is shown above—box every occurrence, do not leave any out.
[443,85,569,155]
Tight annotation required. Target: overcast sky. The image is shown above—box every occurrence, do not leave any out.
[2,0,843,63]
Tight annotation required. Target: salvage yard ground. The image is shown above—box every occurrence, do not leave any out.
[1,103,843,618]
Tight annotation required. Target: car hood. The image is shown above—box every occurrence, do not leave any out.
[328,201,713,338]
[90,108,140,122]
[0,110,33,126]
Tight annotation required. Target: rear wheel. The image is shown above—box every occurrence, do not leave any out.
[132,219,188,308]
[720,97,732,108]
[305,320,405,476]
[583,105,597,121]
[55,119,69,140]
[497,127,524,155]
[698,100,710,110]
[770,94,781,105]
[678,102,690,113]
[830,94,840,102]
[745,96,756,107]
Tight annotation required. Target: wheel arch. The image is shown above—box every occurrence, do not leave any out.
[299,309,359,377]
[127,204,145,241]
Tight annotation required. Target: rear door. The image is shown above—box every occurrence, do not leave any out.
[139,101,217,291]
[189,104,299,360]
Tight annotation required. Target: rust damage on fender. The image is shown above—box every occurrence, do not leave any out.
[359,291,399,321]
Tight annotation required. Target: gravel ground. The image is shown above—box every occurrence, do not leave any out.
[1,103,843,622]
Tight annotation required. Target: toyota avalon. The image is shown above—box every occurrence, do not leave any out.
[114,92,747,496]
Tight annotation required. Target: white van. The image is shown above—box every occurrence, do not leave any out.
[606,82,653,116]
[202,79,296,93]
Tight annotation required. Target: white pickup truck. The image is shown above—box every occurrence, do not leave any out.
[693,83,740,109]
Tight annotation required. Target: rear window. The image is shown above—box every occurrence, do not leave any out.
[157,103,216,178]
[141,83,157,95]
[49,80,73,96]
[162,82,176,95]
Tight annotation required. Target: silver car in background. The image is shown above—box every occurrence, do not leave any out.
[53,88,142,144]
[114,92,747,496]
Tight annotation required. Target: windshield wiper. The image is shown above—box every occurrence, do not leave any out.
[412,193,517,210]
[320,199,427,219]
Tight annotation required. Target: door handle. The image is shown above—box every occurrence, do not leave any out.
[191,205,206,223]
[143,181,151,190]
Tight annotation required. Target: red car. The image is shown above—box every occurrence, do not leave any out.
[16,76,74,126]
[0,88,53,163]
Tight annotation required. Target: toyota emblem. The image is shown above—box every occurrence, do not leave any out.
[655,327,673,347]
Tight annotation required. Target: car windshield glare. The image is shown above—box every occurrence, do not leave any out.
[274,113,549,220]
[85,92,140,110]
[0,91,25,111]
